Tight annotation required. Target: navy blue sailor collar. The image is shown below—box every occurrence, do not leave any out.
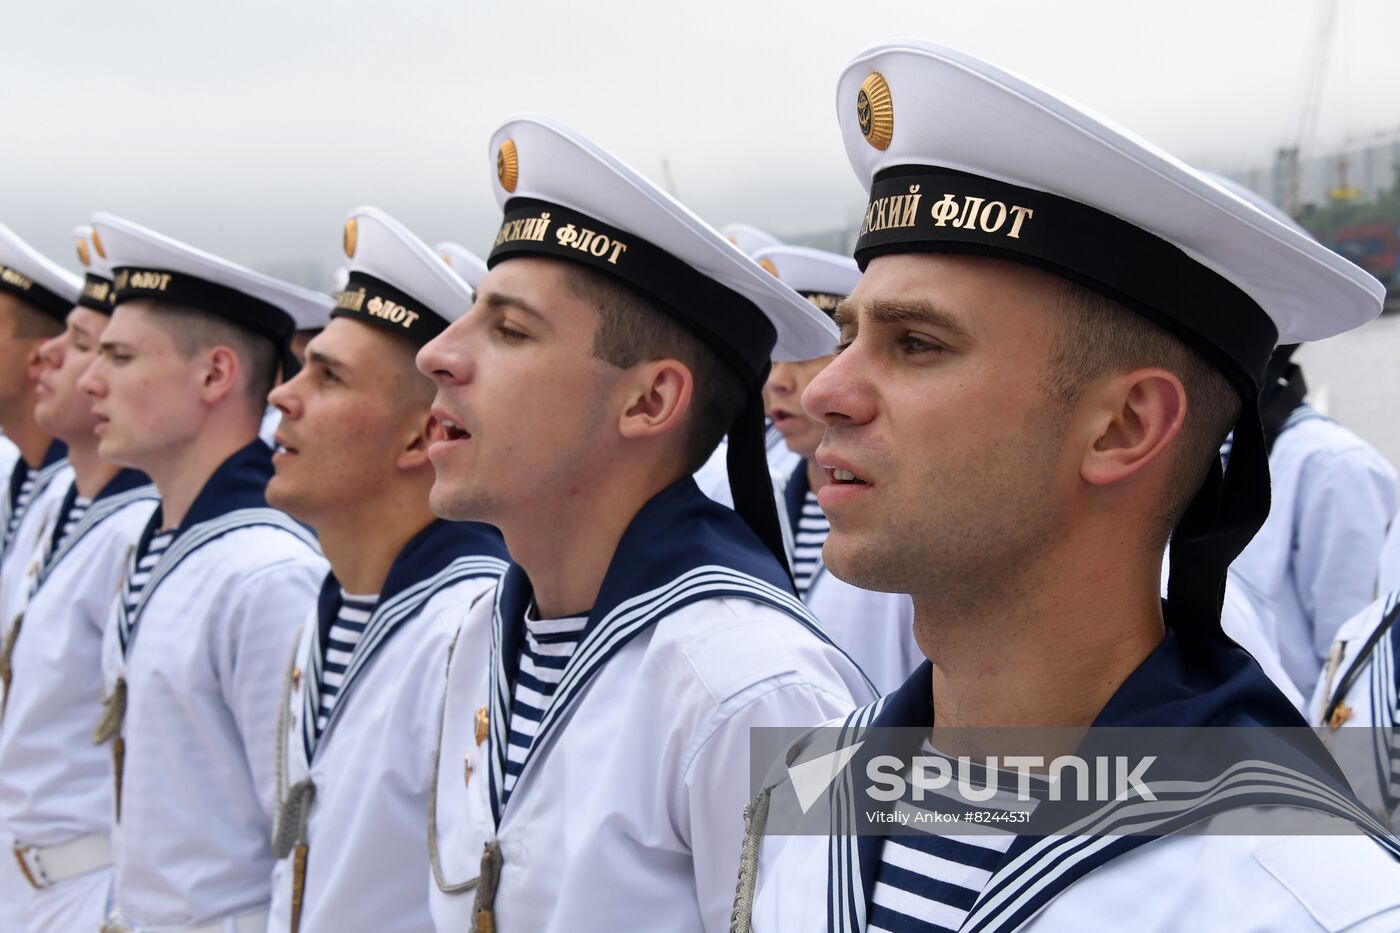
[93,467,152,501]
[494,475,797,666]
[139,438,278,546]
[487,476,823,822]
[830,628,1389,933]
[314,517,508,644]
[782,457,810,532]
[7,439,68,505]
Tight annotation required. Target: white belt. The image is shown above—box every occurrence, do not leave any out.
[13,831,112,889]
[101,907,270,933]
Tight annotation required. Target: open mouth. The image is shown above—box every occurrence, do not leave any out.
[828,467,869,486]
[441,418,471,441]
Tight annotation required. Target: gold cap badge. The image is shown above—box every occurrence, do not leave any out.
[91,228,107,259]
[474,705,489,746]
[758,258,779,277]
[497,139,519,193]
[343,218,358,259]
[76,238,91,267]
[857,72,894,151]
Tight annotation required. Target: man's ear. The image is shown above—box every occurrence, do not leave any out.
[399,410,443,470]
[200,345,242,406]
[1079,367,1187,487]
[617,358,693,442]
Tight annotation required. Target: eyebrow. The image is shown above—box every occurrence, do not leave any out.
[97,339,133,353]
[835,297,971,341]
[307,348,350,371]
[482,290,548,323]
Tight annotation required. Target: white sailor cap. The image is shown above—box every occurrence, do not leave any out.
[722,223,784,258]
[750,244,861,321]
[434,241,489,291]
[1204,174,1314,241]
[0,222,81,321]
[73,225,117,313]
[837,39,1384,394]
[335,207,473,347]
[835,40,1378,640]
[486,115,836,376]
[91,212,334,374]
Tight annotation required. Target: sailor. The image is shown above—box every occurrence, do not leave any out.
[693,224,801,508]
[418,116,874,933]
[0,225,158,932]
[81,213,330,933]
[258,273,333,449]
[753,243,921,693]
[0,221,77,604]
[0,221,78,933]
[262,207,507,933]
[735,40,1400,931]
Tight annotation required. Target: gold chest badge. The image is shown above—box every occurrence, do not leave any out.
[474,705,489,746]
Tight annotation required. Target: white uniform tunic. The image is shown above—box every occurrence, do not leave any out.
[1309,592,1400,828]
[0,470,156,932]
[741,630,1400,932]
[267,520,507,933]
[782,464,923,694]
[1376,520,1400,597]
[100,441,326,932]
[1230,405,1398,699]
[429,479,874,933]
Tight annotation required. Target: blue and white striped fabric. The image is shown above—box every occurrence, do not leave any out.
[118,531,174,643]
[4,473,37,545]
[869,746,1045,933]
[792,490,828,598]
[502,608,588,802]
[50,492,90,557]
[316,591,377,737]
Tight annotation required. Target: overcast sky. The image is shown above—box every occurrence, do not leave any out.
[3,0,1397,285]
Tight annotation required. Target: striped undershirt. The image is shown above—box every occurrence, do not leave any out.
[6,472,37,542]
[869,743,1046,933]
[50,489,91,556]
[317,590,378,737]
[793,490,829,598]
[502,605,588,802]
[122,530,175,620]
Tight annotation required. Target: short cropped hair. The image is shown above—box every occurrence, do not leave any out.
[559,264,748,473]
[1042,282,1243,542]
[141,301,280,418]
[6,301,64,340]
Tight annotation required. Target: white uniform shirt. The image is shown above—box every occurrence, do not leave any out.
[101,442,326,930]
[1230,406,1398,699]
[1376,520,1400,597]
[429,480,874,933]
[267,522,507,933]
[0,473,156,847]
